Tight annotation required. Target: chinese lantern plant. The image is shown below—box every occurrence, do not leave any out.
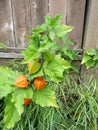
[0,14,78,130]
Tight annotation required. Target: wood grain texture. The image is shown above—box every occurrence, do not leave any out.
[66,0,86,49]
[12,0,31,47]
[30,0,48,28]
[0,0,14,47]
[49,0,67,24]
[0,0,87,50]
[0,52,23,58]
[83,0,98,49]
[0,47,25,53]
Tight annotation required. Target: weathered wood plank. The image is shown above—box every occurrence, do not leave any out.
[12,0,31,47]
[0,47,82,53]
[81,0,98,75]
[0,47,25,53]
[49,0,67,24]
[66,0,86,49]
[83,0,98,49]
[0,0,15,47]
[30,0,48,28]
[0,52,23,59]
[0,50,82,61]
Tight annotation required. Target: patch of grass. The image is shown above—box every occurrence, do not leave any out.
[7,59,28,73]
[61,75,98,130]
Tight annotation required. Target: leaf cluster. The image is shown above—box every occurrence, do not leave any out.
[0,66,58,129]
[82,49,98,69]
[22,14,78,81]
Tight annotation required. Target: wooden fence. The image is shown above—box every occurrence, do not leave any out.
[0,0,98,60]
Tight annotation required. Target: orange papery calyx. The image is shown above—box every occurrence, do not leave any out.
[14,75,29,88]
[33,77,46,90]
[24,98,32,106]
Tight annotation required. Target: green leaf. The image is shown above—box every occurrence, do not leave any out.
[22,43,41,63]
[11,89,24,116]
[24,87,34,99]
[86,49,96,56]
[11,87,33,116]
[45,14,62,26]
[0,42,7,49]
[50,42,60,51]
[81,54,92,64]
[39,40,55,52]
[25,34,41,48]
[39,34,59,52]
[28,59,41,74]
[71,64,79,73]
[4,96,21,129]
[60,36,73,45]
[0,66,20,99]
[44,55,71,82]
[55,25,73,38]
[30,35,40,48]
[43,51,55,61]
[62,47,78,60]
[33,85,58,107]
[86,60,95,69]
[95,61,98,67]
[30,68,44,79]
[39,42,60,54]
[32,24,47,33]
[93,52,98,60]
[0,84,13,99]
[49,31,55,41]
[25,35,34,39]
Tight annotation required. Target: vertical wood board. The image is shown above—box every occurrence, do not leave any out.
[66,0,86,49]
[83,0,98,49]
[12,0,31,47]
[0,0,15,47]
[49,0,67,24]
[30,0,48,28]
[81,0,98,75]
